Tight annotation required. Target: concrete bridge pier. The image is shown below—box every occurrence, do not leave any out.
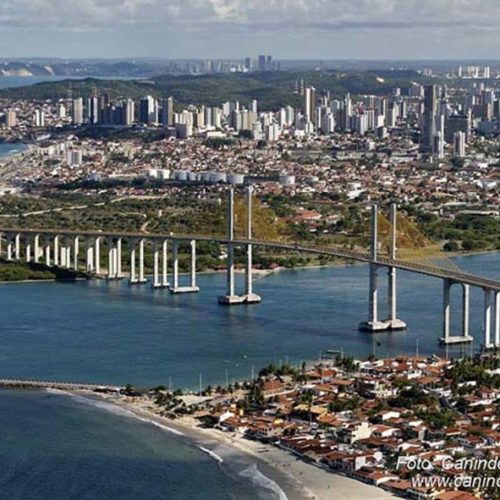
[85,238,94,273]
[44,237,51,266]
[33,234,40,263]
[484,288,493,349]
[25,236,32,263]
[440,280,473,345]
[107,237,117,280]
[138,239,147,284]
[72,236,79,271]
[162,240,169,288]
[60,238,71,269]
[6,235,13,261]
[14,233,20,260]
[219,187,245,305]
[244,186,261,304]
[14,233,21,260]
[129,239,138,284]
[170,239,200,294]
[152,240,161,288]
[116,238,123,279]
[94,237,101,275]
[495,291,500,348]
[53,235,60,266]
[360,205,389,332]
[385,203,406,330]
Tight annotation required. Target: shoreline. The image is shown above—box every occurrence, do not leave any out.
[84,390,394,500]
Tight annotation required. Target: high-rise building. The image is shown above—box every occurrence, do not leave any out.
[33,109,45,127]
[5,109,17,128]
[453,131,466,158]
[258,55,266,71]
[304,86,316,123]
[423,85,437,152]
[139,96,158,125]
[88,96,100,124]
[432,132,444,160]
[161,97,174,127]
[123,99,135,126]
[72,98,84,125]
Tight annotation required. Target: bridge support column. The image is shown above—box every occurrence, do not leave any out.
[94,237,101,275]
[6,236,13,261]
[440,280,473,345]
[107,238,116,280]
[244,186,261,304]
[171,240,179,290]
[462,284,470,339]
[25,236,31,263]
[219,188,244,305]
[34,234,40,263]
[386,203,406,330]
[138,239,146,284]
[360,205,389,332]
[169,240,200,294]
[129,240,138,284]
[162,240,169,288]
[116,238,123,279]
[44,237,51,267]
[484,289,493,349]
[14,234,20,260]
[86,239,94,273]
[73,236,79,271]
[495,291,500,348]
[189,240,199,290]
[65,240,71,269]
[54,236,60,266]
[152,240,161,288]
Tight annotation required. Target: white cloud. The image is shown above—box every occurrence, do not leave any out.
[1,0,499,32]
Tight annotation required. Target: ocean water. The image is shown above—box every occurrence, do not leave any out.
[0,253,497,389]
[0,254,497,499]
[0,143,28,157]
[0,389,283,500]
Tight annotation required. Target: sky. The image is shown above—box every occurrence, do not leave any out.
[1,0,500,60]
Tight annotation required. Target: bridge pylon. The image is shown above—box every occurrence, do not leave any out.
[218,186,261,305]
[359,203,407,333]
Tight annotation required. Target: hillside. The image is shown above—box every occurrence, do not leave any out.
[0,70,431,110]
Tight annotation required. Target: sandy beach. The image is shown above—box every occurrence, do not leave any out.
[89,393,394,500]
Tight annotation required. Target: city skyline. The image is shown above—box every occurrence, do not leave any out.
[2,0,500,60]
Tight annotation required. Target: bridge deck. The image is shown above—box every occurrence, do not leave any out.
[1,228,499,292]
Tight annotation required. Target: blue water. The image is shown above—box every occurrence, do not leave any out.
[0,253,497,389]
[0,143,28,157]
[0,389,280,500]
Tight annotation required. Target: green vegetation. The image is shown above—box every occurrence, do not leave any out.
[404,207,500,252]
[0,70,431,109]
[0,260,87,282]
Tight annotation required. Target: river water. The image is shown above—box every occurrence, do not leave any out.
[0,253,497,389]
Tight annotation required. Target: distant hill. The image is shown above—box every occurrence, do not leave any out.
[0,70,431,110]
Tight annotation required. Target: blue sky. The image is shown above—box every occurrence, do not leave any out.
[1,0,499,59]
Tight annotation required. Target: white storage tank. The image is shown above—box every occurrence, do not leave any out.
[158,169,170,180]
[209,172,227,184]
[228,173,245,185]
[174,170,189,181]
[278,173,295,186]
